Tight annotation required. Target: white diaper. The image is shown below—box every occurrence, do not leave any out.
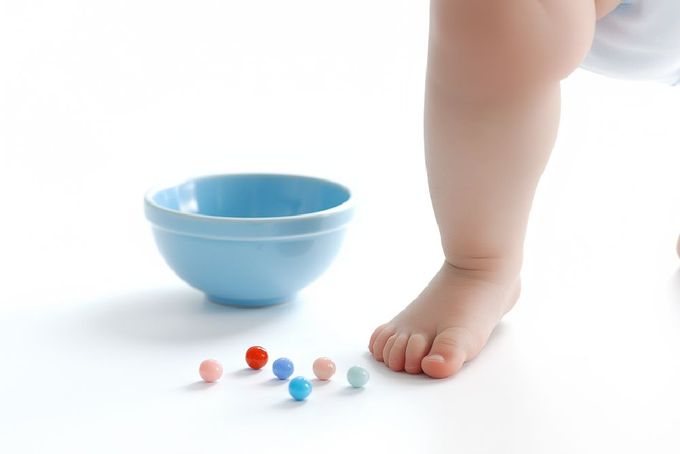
[580,0,680,85]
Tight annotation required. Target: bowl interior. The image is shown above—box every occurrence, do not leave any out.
[150,174,351,219]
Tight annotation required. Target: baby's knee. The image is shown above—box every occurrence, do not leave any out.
[428,0,597,94]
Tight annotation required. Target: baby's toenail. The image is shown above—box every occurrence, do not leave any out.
[426,354,444,362]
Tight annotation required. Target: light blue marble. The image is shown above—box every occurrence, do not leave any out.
[347,366,369,388]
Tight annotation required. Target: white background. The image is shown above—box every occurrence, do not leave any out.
[1,1,680,453]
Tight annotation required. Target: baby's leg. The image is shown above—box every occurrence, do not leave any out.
[369,0,607,378]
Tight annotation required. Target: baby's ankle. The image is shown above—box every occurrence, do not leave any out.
[444,254,523,281]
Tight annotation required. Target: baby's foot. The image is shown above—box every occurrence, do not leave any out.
[369,261,521,378]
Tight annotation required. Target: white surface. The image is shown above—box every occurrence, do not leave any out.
[1,2,680,453]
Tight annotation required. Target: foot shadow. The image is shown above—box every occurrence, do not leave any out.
[669,267,680,307]
[79,286,302,344]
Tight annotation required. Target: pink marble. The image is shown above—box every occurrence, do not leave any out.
[312,357,336,381]
[199,359,223,383]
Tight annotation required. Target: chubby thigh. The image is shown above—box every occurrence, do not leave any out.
[427,0,599,97]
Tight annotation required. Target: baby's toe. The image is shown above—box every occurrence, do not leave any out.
[372,326,396,362]
[421,327,471,379]
[368,324,388,353]
[404,333,431,374]
[381,334,398,365]
[387,333,409,371]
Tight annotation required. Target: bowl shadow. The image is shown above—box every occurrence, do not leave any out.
[82,286,303,345]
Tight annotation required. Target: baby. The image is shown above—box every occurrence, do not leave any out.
[368,0,680,378]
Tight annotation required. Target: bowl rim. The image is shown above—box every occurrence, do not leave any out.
[144,172,354,223]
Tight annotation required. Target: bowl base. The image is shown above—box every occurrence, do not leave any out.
[207,294,293,308]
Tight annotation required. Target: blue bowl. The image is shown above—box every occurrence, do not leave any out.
[144,173,354,307]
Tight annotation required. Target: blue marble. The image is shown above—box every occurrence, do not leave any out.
[272,358,294,380]
[288,376,312,401]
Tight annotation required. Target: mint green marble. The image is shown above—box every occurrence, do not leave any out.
[347,366,369,388]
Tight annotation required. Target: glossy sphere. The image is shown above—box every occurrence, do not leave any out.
[199,359,223,383]
[272,358,295,380]
[245,346,268,369]
[288,376,313,401]
[312,357,336,381]
[347,366,369,388]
